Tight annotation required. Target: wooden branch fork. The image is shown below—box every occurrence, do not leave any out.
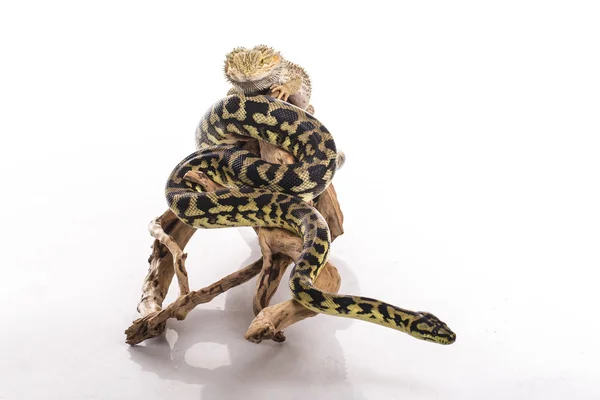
[125,136,345,345]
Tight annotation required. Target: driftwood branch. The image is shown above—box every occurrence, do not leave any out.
[136,210,195,318]
[245,227,342,343]
[126,101,345,345]
[148,217,190,297]
[126,256,263,345]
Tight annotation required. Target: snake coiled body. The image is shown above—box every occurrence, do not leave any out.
[165,94,456,345]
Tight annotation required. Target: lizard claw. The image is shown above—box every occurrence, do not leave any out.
[270,84,291,102]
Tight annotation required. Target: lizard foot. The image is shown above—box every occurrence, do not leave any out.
[270,83,295,102]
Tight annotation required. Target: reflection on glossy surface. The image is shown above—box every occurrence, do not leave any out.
[128,246,367,399]
[2,2,600,398]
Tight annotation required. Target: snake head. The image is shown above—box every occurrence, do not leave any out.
[410,312,456,345]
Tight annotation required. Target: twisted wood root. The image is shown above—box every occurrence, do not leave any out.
[126,129,344,345]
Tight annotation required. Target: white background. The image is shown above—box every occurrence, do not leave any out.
[1,1,599,399]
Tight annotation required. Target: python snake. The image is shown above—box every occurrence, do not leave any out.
[165,94,456,345]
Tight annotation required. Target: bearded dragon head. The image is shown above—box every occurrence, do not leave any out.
[224,45,283,93]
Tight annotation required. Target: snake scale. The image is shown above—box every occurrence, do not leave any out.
[165,94,456,345]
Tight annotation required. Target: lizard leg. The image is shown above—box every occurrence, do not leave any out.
[270,77,302,102]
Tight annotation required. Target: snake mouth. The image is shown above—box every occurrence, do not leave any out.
[421,326,456,345]
[440,331,457,345]
[412,313,456,345]
[423,335,455,345]
[443,334,457,345]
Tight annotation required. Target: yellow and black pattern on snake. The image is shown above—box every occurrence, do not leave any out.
[165,94,456,345]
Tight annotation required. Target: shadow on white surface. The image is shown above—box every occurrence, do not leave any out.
[127,241,370,399]
[126,229,437,398]
[4,2,600,397]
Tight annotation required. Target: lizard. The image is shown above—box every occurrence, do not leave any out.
[223,44,315,114]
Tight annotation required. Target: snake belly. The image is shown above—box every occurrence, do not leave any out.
[165,94,456,345]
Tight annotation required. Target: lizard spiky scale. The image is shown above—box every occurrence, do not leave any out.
[224,45,313,111]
